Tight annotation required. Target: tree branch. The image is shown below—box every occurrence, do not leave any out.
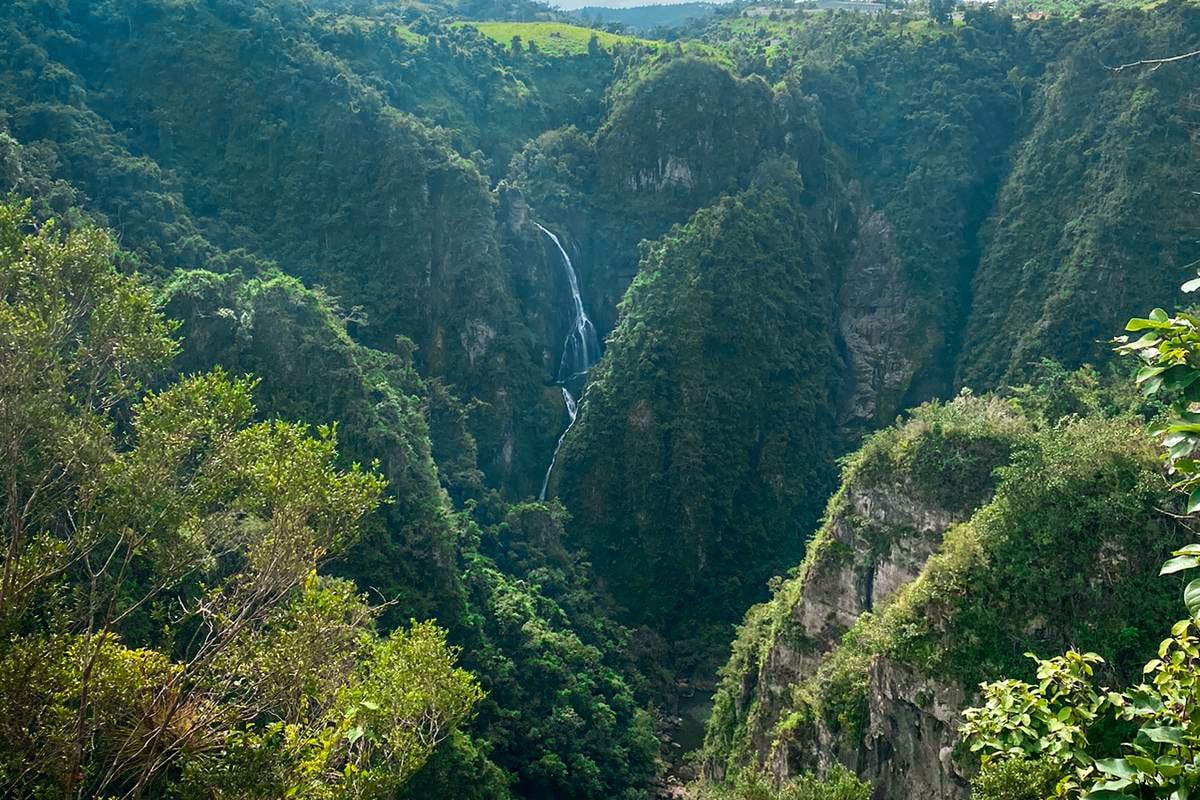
[1105,48,1200,72]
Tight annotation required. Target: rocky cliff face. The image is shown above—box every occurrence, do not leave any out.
[761,655,969,800]
[856,658,969,800]
[496,185,594,496]
[706,411,1189,800]
[835,205,935,434]
[738,479,967,769]
[704,396,1022,785]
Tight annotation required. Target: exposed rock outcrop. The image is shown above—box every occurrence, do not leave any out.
[734,478,968,769]
[765,657,969,800]
[703,397,1027,790]
[857,658,969,800]
[836,207,926,433]
[707,411,1188,800]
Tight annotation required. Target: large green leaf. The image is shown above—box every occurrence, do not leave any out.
[1126,754,1158,774]
[1140,725,1187,745]
[1095,758,1137,780]
[1161,556,1200,576]
[1138,365,1168,383]
[1185,579,1200,618]
[1127,318,1170,332]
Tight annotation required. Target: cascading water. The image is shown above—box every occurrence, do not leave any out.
[537,223,599,500]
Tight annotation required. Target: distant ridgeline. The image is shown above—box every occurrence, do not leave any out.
[1,0,1199,797]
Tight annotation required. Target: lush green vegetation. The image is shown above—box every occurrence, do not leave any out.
[3,0,1200,797]
[556,162,840,667]
[702,373,1189,786]
[957,286,1200,799]
[853,417,1179,685]
[0,0,611,496]
[958,4,1200,390]
[156,268,660,800]
[703,394,1032,774]
[0,202,482,798]
[695,764,871,800]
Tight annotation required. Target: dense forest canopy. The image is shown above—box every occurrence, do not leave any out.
[1,0,1198,798]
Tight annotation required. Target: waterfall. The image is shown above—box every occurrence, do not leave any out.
[539,387,579,500]
[537,223,599,500]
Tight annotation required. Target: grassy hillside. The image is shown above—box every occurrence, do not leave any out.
[462,21,656,53]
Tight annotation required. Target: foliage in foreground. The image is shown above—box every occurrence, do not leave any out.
[961,276,1200,799]
[0,201,480,798]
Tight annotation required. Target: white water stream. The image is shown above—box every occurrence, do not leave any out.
[537,223,599,500]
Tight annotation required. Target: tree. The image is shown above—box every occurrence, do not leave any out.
[693,764,871,800]
[929,0,954,24]
[0,201,481,799]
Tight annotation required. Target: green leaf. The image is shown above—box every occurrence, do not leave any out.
[1163,367,1200,391]
[1124,332,1163,350]
[360,700,380,711]
[1168,424,1200,435]
[1141,725,1187,745]
[1169,440,1197,461]
[1126,754,1158,774]
[1125,332,1163,350]
[1189,489,1200,515]
[1161,555,1200,575]
[1138,365,1168,384]
[1129,691,1164,714]
[347,725,364,745]
[1185,579,1200,617]
[1164,433,1191,448]
[1151,308,1171,322]
[1095,758,1137,779]
[1091,779,1133,792]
